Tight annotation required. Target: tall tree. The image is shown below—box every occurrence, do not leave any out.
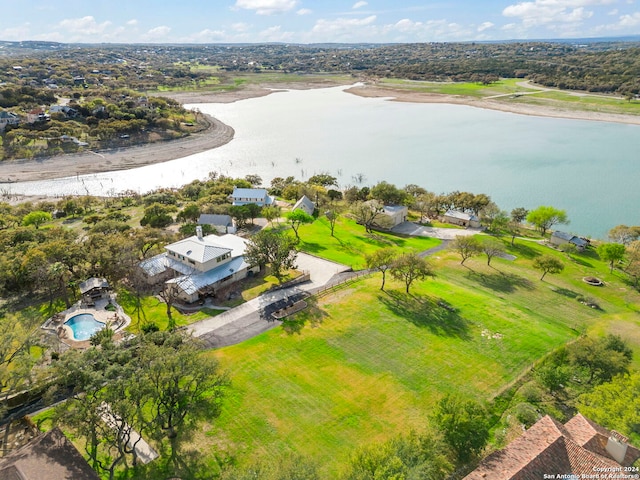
[577,372,640,444]
[568,335,632,384]
[286,209,314,241]
[324,208,340,237]
[510,207,529,224]
[526,206,568,236]
[370,181,407,205]
[431,394,490,464]
[608,224,640,245]
[138,334,228,465]
[450,235,481,265]
[21,210,52,229]
[532,254,564,280]
[351,201,392,233]
[262,205,281,226]
[244,230,298,283]
[597,242,626,273]
[390,252,434,294]
[480,237,506,266]
[365,247,397,291]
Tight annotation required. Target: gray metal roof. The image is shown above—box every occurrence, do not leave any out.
[444,209,479,222]
[78,277,109,294]
[231,188,269,198]
[552,231,588,247]
[198,214,232,226]
[166,256,250,295]
[165,235,231,264]
[293,195,315,214]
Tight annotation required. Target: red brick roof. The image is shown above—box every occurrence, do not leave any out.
[0,427,99,480]
[464,414,640,480]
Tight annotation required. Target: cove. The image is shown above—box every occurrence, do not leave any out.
[6,85,640,239]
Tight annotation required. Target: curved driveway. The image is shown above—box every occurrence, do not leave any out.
[189,223,479,349]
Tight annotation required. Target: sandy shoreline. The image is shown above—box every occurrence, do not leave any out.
[344,85,640,126]
[2,81,639,187]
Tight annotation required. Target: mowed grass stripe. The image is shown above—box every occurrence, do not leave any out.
[200,236,640,476]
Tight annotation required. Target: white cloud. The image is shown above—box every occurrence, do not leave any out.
[182,29,227,42]
[619,11,640,25]
[127,19,139,26]
[503,0,614,27]
[478,21,495,31]
[58,16,112,35]
[311,15,377,39]
[257,25,294,41]
[142,25,172,41]
[297,8,312,15]
[234,0,299,15]
[0,23,32,41]
[231,22,252,32]
[353,1,368,9]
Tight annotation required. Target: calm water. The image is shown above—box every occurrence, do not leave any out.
[6,85,640,239]
[64,313,105,341]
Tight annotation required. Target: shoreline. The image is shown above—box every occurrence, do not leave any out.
[2,81,639,188]
[0,114,234,184]
[344,85,640,126]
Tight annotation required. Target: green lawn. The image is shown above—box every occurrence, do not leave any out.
[294,216,440,269]
[379,77,533,97]
[376,77,640,117]
[118,290,223,333]
[194,235,640,476]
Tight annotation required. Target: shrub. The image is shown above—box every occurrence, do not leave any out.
[514,403,539,428]
[519,381,543,403]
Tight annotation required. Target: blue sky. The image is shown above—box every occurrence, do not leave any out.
[2,0,639,44]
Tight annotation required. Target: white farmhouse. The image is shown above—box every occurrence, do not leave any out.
[140,227,259,303]
[230,187,273,206]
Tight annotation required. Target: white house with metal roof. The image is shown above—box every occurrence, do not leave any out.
[293,195,315,216]
[198,214,236,234]
[230,187,273,206]
[442,209,481,228]
[140,226,259,303]
[550,231,589,251]
[382,205,408,227]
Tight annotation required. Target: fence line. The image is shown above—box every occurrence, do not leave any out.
[311,270,372,299]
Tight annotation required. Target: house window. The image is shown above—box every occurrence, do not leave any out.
[188,259,196,265]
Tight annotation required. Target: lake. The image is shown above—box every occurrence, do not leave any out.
[6,85,640,239]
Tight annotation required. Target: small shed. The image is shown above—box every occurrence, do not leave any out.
[382,205,408,227]
[198,214,236,234]
[443,210,481,228]
[79,277,110,304]
[550,231,589,251]
[293,195,315,216]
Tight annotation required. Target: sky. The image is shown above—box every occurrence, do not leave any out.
[1,0,639,44]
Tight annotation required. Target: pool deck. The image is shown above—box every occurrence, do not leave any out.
[43,295,131,348]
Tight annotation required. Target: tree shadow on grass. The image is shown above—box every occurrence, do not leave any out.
[568,255,594,268]
[362,233,395,247]
[378,291,470,339]
[300,241,328,255]
[508,242,541,259]
[467,270,535,293]
[551,287,580,299]
[281,297,328,335]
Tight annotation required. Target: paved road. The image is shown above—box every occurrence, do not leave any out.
[391,221,481,239]
[187,252,351,348]
[189,225,479,349]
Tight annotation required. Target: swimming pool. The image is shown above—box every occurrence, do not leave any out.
[64,313,105,341]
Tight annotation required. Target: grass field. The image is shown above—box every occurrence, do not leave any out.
[378,77,534,97]
[193,236,640,475]
[377,77,640,117]
[294,216,440,269]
